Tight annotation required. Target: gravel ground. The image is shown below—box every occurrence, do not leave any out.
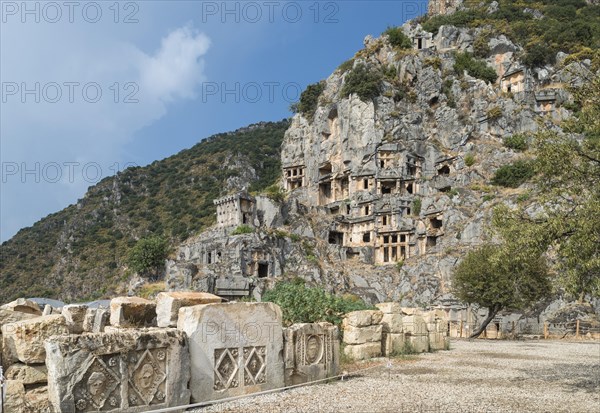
[192,340,600,413]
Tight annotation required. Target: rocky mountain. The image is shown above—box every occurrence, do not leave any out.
[2,0,599,310]
[0,121,289,303]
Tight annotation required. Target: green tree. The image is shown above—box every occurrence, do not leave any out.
[127,236,170,280]
[383,26,413,49]
[341,64,383,102]
[453,242,551,338]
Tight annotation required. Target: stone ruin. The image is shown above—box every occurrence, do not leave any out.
[0,294,341,412]
[342,304,449,360]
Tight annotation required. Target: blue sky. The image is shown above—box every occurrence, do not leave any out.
[0,0,428,241]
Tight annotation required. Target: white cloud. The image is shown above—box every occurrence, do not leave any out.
[0,22,211,241]
[139,26,210,102]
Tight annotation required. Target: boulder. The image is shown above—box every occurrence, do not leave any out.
[109,297,156,328]
[62,304,88,334]
[2,315,68,364]
[0,298,42,315]
[343,342,381,360]
[156,291,221,328]
[5,363,48,385]
[342,310,383,328]
[342,325,382,345]
[283,322,339,386]
[45,328,190,413]
[178,302,284,403]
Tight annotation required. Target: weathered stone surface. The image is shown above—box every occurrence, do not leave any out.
[342,310,383,328]
[343,342,381,361]
[402,315,428,336]
[407,335,429,353]
[62,304,88,334]
[5,363,48,385]
[0,308,39,326]
[156,291,222,328]
[109,297,156,328]
[283,322,339,386]
[24,386,54,413]
[382,333,405,356]
[380,313,404,333]
[0,298,42,315]
[2,315,68,364]
[375,302,402,314]
[42,305,53,316]
[428,332,447,351]
[93,308,110,333]
[82,308,97,333]
[342,325,382,345]
[4,380,26,413]
[177,302,284,403]
[45,328,190,413]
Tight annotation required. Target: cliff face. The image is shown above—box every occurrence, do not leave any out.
[167,18,594,307]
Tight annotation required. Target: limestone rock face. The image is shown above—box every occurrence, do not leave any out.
[5,363,48,385]
[283,322,339,386]
[45,328,190,413]
[156,291,222,328]
[177,302,284,403]
[2,314,68,365]
[109,297,156,328]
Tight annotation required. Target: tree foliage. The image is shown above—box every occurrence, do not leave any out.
[262,278,373,327]
[491,160,535,188]
[454,52,498,83]
[127,236,169,280]
[294,81,325,120]
[341,64,383,102]
[383,26,413,49]
[453,242,551,338]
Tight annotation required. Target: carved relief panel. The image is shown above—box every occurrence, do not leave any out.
[213,346,268,391]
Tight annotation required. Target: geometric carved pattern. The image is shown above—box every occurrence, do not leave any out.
[128,349,167,407]
[213,348,240,391]
[243,346,266,385]
[73,348,168,412]
[73,355,121,412]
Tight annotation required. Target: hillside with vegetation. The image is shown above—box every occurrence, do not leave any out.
[0,121,289,303]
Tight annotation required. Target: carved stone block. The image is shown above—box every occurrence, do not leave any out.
[283,322,339,386]
[45,328,190,413]
[109,297,156,328]
[177,302,284,403]
[156,291,222,328]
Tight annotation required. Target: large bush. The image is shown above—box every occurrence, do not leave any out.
[383,26,412,49]
[491,160,535,188]
[262,279,373,327]
[295,81,325,120]
[454,52,498,83]
[341,64,383,102]
[127,236,169,280]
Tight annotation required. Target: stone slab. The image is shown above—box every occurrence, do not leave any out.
[407,335,429,353]
[45,328,190,413]
[156,292,222,328]
[109,297,156,328]
[283,322,339,386]
[0,298,42,316]
[375,302,402,314]
[402,315,428,336]
[342,325,382,345]
[382,333,405,356]
[428,332,447,351]
[342,310,383,328]
[380,313,404,333]
[2,315,68,364]
[5,363,48,385]
[177,302,284,403]
[0,308,39,327]
[4,380,26,413]
[343,342,381,361]
[63,304,88,334]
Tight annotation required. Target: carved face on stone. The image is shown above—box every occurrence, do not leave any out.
[140,363,155,389]
[88,372,107,396]
[306,335,322,364]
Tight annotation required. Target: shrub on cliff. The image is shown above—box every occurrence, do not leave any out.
[383,26,413,49]
[341,64,383,102]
